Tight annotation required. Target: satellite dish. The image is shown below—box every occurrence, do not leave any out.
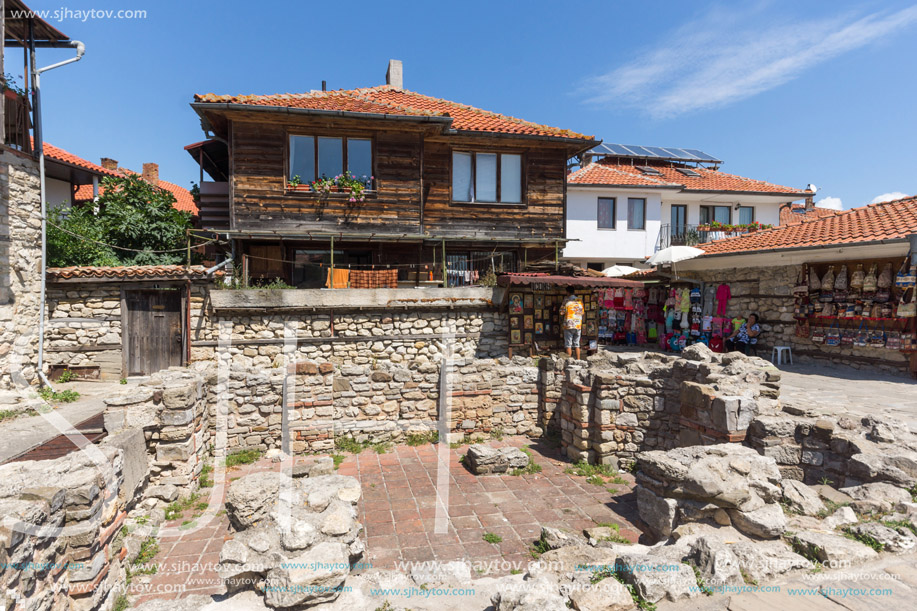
[806,184,818,193]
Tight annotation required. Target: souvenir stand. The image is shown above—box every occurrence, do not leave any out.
[791,256,917,358]
[497,274,646,357]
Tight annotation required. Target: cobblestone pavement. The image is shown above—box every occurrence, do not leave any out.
[778,362,917,428]
[131,437,642,606]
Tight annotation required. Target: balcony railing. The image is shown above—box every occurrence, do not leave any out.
[655,223,759,251]
[3,90,33,155]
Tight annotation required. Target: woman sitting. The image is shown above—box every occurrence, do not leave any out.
[726,313,760,354]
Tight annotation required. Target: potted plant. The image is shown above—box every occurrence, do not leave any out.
[334,171,371,202]
[287,175,310,192]
[312,176,335,196]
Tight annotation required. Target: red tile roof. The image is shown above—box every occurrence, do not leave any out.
[697,195,917,256]
[567,161,808,195]
[42,142,198,215]
[194,85,592,140]
[42,141,121,178]
[47,265,208,280]
[73,178,198,215]
[779,202,839,225]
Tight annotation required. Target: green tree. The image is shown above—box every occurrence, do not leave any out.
[47,174,193,267]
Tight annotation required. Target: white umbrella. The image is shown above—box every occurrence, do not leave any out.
[602,265,641,277]
[646,246,705,266]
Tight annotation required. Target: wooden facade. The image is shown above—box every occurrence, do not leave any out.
[190,104,593,286]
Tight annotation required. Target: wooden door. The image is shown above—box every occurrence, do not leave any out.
[124,290,184,376]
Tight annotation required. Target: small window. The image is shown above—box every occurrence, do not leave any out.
[737,206,755,225]
[637,165,662,176]
[627,198,646,230]
[597,197,616,229]
[452,151,523,203]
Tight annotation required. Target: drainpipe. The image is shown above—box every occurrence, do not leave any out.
[34,40,86,388]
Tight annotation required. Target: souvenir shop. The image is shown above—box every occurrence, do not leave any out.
[791,256,917,353]
[596,279,739,353]
[496,274,645,356]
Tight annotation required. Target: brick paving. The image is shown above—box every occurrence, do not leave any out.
[132,436,642,605]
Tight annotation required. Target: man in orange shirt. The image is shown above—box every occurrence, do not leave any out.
[562,286,584,359]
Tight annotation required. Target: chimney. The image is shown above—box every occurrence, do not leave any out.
[142,162,159,186]
[386,59,403,89]
[804,196,814,211]
[100,157,118,171]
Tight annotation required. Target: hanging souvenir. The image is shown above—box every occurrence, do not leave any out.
[868,324,886,348]
[854,321,869,347]
[811,326,826,344]
[825,323,841,346]
[850,264,866,291]
[895,257,911,288]
[898,288,916,318]
[808,267,821,291]
[840,326,855,345]
[795,319,810,338]
[834,265,848,290]
[820,266,835,291]
[885,331,902,351]
[793,266,809,295]
[863,264,879,293]
[877,263,893,289]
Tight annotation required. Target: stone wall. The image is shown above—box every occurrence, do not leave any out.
[46,284,124,379]
[682,264,909,373]
[202,355,547,454]
[0,150,41,389]
[557,346,780,467]
[747,412,917,489]
[103,368,210,488]
[0,441,135,611]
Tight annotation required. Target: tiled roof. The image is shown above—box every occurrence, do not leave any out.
[47,265,208,280]
[567,161,807,195]
[779,202,839,225]
[74,178,198,215]
[194,85,592,140]
[697,195,917,256]
[42,141,121,178]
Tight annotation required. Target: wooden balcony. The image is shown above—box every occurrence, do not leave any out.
[2,89,33,155]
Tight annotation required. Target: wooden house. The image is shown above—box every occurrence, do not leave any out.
[187,60,594,288]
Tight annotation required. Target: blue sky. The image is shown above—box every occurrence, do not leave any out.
[22,0,917,209]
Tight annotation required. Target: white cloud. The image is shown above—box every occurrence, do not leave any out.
[870,191,909,204]
[816,197,843,210]
[582,5,917,118]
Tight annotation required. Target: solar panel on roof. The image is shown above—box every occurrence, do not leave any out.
[624,145,655,157]
[606,144,633,156]
[661,148,700,160]
[682,149,722,163]
[643,146,673,158]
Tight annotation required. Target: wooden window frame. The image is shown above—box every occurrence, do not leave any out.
[284,131,376,196]
[597,197,616,230]
[449,149,527,206]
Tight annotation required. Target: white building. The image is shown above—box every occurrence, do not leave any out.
[563,144,813,270]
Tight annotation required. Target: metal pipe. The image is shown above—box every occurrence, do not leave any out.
[330,235,334,289]
[205,258,232,275]
[34,39,86,389]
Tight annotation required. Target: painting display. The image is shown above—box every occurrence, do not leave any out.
[505,283,603,352]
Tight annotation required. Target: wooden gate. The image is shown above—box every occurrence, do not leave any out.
[123,290,184,376]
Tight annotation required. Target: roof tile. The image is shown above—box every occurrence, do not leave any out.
[194,85,592,140]
[698,195,917,255]
[47,265,208,280]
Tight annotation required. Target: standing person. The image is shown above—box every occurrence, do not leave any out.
[562,285,584,359]
[726,313,760,354]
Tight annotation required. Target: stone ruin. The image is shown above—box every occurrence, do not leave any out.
[2,343,916,610]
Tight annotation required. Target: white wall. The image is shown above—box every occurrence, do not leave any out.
[563,188,663,265]
[46,178,72,210]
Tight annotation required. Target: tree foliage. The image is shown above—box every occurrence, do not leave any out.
[48,174,193,267]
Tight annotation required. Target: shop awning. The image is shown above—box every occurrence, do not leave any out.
[497,274,644,288]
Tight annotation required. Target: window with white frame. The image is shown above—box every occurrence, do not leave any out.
[452,151,523,203]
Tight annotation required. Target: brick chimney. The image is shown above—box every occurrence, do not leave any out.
[100,157,118,171]
[386,59,403,89]
[804,196,815,211]
[142,162,159,186]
